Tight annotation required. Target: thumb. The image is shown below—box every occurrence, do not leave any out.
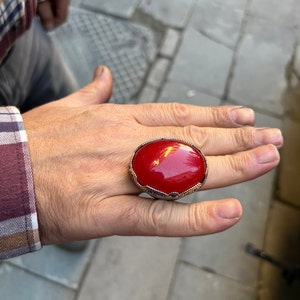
[92,197,243,237]
[60,65,113,107]
[139,198,243,236]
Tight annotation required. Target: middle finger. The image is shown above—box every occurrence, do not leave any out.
[145,125,283,155]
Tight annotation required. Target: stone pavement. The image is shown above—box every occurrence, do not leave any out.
[1,0,300,299]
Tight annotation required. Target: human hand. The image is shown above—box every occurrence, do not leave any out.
[37,0,70,31]
[22,66,283,245]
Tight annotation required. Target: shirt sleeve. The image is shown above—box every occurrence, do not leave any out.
[0,0,37,62]
[0,107,41,260]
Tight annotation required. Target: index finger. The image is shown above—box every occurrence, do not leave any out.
[127,103,255,128]
[53,0,70,25]
[37,1,55,30]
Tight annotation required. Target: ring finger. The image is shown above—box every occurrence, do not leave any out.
[114,144,280,196]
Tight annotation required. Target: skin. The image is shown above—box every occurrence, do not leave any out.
[22,66,283,246]
[37,0,71,31]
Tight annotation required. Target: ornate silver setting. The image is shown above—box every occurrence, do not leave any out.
[129,138,208,201]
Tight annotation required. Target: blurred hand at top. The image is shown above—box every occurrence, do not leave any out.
[37,0,71,31]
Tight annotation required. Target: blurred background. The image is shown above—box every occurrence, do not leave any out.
[1,0,300,299]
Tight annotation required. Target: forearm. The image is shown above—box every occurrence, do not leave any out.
[0,107,41,259]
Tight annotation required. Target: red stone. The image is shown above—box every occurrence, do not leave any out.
[130,139,207,197]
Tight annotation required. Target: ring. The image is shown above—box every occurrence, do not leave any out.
[129,138,208,200]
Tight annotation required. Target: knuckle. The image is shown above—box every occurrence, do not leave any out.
[210,107,229,127]
[169,102,191,126]
[233,127,257,150]
[187,205,204,232]
[119,205,140,233]
[244,127,257,146]
[187,204,213,234]
[146,201,170,234]
[79,84,99,98]
[227,152,251,178]
[182,125,207,148]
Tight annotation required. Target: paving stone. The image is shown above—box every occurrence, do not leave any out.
[293,43,300,79]
[254,110,283,129]
[71,0,82,6]
[138,85,158,103]
[180,167,278,287]
[158,81,221,106]
[229,16,295,115]
[212,0,248,9]
[81,0,140,19]
[7,242,96,290]
[138,0,195,29]
[50,7,157,104]
[257,201,300,299]
[169,263,255,300]
[159,28,181,58]
[294,5,300,27]
[188,0,244,48]
[168,28,234,98]
[78,236,181,300]
[147,57,170,88]
[282,69,300,122]
[0,263,75,300]
[248,0,298,27]
[278,119,300,208]
[289,72,299,89]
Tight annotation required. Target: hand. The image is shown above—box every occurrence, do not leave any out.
[22,66,283,245]
[37,0,70,31]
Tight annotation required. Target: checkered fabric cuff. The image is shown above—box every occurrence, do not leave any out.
[0,107,41,259]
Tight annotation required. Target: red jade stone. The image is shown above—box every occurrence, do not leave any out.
[129,139,208,200]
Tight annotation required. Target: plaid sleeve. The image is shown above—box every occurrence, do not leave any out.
[0,107,41,259]
[0,0,37,61]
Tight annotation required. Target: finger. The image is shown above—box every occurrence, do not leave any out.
[37,2,55,31]
[59,66,113,107]
[89,196,242,237]
[106,144,280,198]
[128,103,255,128]
[146,126,283,155]
[53,0,70,26]
[204,144,280,189]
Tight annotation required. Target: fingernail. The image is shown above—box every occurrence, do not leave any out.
[44,22,54,31]
[215,200,242,219]
[94,66,104,79]
[256,128,283,147]
[255,145,280,164]
[230,107,255,125]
